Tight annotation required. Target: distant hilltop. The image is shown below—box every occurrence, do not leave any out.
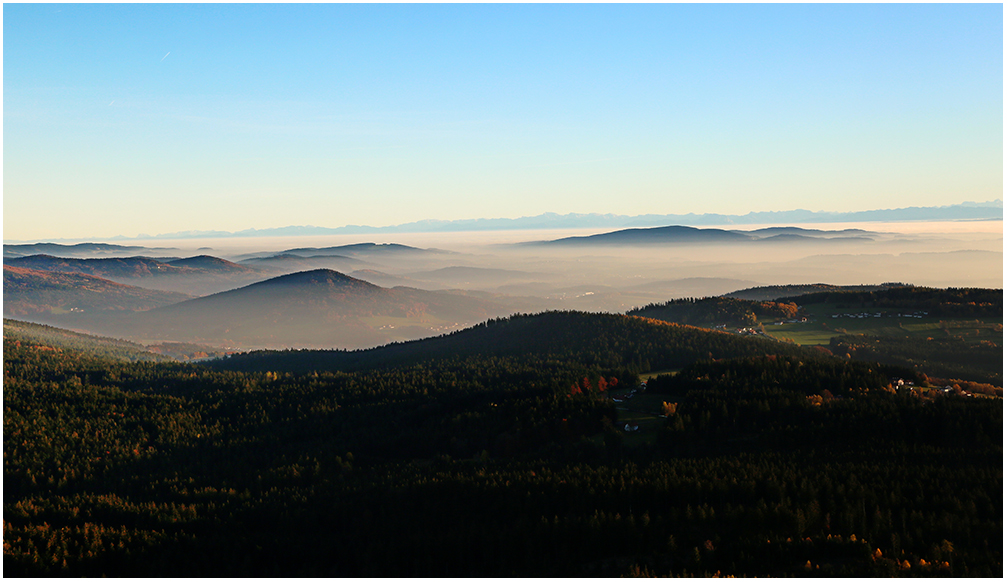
[4,200,1001,243]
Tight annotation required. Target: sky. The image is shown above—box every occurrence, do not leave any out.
[4,3,1003,241]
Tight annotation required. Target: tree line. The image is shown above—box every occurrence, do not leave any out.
[3,313,1001,576]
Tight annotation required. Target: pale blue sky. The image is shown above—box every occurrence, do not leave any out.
[4,3,1002,241]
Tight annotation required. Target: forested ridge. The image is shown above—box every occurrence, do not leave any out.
[805,287,1002,386]
[210,311,813,374]
[627,286,1002,327]
[830,333,1002,386]
[3,312,1001,576]
[725,283,910,302]
[625,287,1003,387]
[778,286,1002,318]
[626,296,800,327]
[2,319,170,362]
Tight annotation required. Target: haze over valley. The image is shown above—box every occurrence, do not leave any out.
[5,5,1002,577]
[3,217,1001,351]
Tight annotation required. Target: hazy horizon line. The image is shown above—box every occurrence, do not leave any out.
[4,200,1002,245]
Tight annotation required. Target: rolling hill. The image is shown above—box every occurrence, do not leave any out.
[752,234,874,244]
[239,253,373,274]
[6,304,1000,578]
[211,309,817,374]
[525,224,886,247]
[3,265,190,317]
[2,242,177,259]
[6,254,195,278]
[280,242,452,258]
[534,225,755,246]
[95,269,517,348]
[2,318,172,362]
[739,226,877,238]
[165,254,262,273]
[5,254,271,295]
[232,242,461,274]
[724,282,911,301]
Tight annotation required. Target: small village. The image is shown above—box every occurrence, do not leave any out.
[831,310,929,319]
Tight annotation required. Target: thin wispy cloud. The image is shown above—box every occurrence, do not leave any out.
[160,51,170,62]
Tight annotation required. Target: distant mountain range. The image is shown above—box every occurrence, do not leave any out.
[4,201,1000,243]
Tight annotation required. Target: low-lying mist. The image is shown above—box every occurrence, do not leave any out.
[5,220,1000,349]
[152,220,1001,301]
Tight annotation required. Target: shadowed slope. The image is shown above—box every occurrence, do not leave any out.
[6,254,194,278]
[3,266,191,317]
[212,310,818,374]
[115,269,514,348]
[165,255,260,273]
[6,254,271,295]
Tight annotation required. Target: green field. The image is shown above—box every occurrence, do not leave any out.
[763,302,1002,346]
[764,325,836,345]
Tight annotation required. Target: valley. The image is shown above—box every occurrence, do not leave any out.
[6,5,1000,576]
[3,221,1002,350]
[3,223,1002,577]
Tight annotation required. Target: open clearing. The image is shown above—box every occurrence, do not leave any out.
[763,302,1001,346]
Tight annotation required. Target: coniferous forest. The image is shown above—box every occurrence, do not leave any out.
[6,3,1004,578]
[3,313,1002,577]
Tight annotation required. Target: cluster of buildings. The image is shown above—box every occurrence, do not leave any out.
[611,385,642,404]
[892,378,978,398]
[832,311,929,319]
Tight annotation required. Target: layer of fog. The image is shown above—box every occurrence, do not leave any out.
[112,220,1002,312]
[6,220,1000,350]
